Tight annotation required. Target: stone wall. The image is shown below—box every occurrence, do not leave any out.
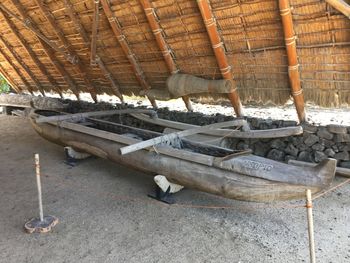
[228,118,350,169]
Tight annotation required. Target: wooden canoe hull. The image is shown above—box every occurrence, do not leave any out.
[29,113,336,202]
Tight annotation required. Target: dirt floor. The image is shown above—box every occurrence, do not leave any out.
[0,114,349,263]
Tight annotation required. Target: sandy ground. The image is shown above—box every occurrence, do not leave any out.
[0,115,350,263]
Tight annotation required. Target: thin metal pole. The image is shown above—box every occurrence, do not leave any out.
[35,154,44,222]
[306,189,316,263]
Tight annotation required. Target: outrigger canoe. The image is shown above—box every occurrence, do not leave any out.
[30,109,336,202]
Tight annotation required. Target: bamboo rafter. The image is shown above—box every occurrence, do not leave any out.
[0,34,45,96]
[0,46,33,94]
[33,0,98,103]
[279,0,306,122]
[0,63,21,93]
[0,10,63,98]
[63,0,123,103]
[0,2,76,64]
[140,0,193,112]
[100,0,157,108]
[196,0,243,117]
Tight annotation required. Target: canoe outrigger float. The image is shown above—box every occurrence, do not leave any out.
[30,109,337,202]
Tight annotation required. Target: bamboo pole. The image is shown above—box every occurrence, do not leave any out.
[100,0,157,108]
[91,0,100,65]
[325,0,350,18]
[306,189,316,263]
[0,64,21,93]
[0,10,62,97]
[0,2,75,64]
[34,154,44,222]
[279,0,306,123]
[196,0,243,117]
[63,0,124,103]
[33,0,98,102]
[139,0,193,112]
[0,47,33,94]
[0,35,46,96]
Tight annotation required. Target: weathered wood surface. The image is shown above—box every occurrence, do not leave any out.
[0,94,67,110]
[36,109,157,123]
[30,110,336,202]
[131,113,303,138]
[288,159,350,178]
[119,120,243,155]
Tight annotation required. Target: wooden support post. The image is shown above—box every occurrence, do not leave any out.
[279,0,306,123]
[33,0,98,102]
[63,0,124,103]
[140,0,193,111]
[197,0,243,117]
[100,0,157,108]
[0,64,21,93]
[0,10,62,97]
[91,0,100,65]
[0,35,46,96]
[306,189,316,263]
[325,0,350,18]
[0,47,33,94]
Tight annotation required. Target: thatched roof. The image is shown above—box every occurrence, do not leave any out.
[0,0,349,119]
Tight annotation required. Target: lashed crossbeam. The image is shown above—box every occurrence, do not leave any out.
[279,0,306,122]
[326,0,350,18]
[0,34,45,96]
[63,0,123,103]
[140,0,193,112]
[90,0,100,65]
[197,0,243,117]
[4,0,80,100]
[0,46,33,94]
[100,0,157,108]
[0,10,62,98]
[0,2,75,64]
[0,63,21,93]
[33,0,98,102]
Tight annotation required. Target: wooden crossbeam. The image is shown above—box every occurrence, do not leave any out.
[100,0,157,108]
[139,0,193,112]
[0,10,62,97]
[0,34,46,96]
[326,0,350,18]
[0,63,21,93]
[197,0,243,117]
[33,0,98,102]
[279,0,306,122]
[63,0,124,103]
[0,47,33,94]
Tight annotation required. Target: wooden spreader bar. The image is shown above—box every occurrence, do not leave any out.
[101,0,157,108]
[90,0,100,65]
[279,0,306,122]
[197,0,243,117]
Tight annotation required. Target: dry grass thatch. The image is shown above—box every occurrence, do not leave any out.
[0,0,349,107]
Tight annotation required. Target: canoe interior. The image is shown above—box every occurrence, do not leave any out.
[36,110,237,158]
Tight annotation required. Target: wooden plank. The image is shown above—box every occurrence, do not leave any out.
[90,0,100,65]
[130,113,303,138]
[120,120,243,155]
[288,159,350,178]
[36,109,157,123]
